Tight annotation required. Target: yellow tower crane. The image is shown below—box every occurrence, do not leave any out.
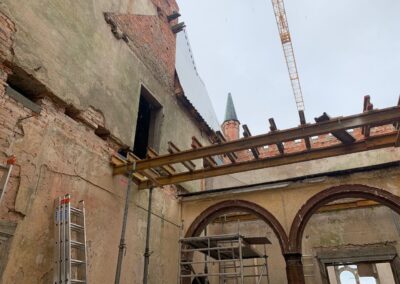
[271,0,305,112]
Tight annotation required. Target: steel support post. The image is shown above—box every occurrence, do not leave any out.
[115,164,135,284]
[143,186,154,284]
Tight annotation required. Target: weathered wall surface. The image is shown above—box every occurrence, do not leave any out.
[183,160,400,283]
[0,0,187,145]
[0,0,210,283]
[207,219,287,284]
[206,146,400,190]
[204,206,400,284]
[183,164,400,239]
[302,206,400,284]
[0,77,185,283]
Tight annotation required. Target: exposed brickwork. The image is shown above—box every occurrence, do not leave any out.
[105,0,179,90]
[0,61,123,221]
[76,106,106,129]
[0,11,15,62]
[151,0,179,17]
[222,120,240,141]
[222,121,396,163]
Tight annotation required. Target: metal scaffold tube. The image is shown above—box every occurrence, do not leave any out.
[179,234,270,283]
[115,166,134,284]
[143,187,154,284]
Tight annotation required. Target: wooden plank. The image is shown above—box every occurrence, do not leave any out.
[215,131,226,142]
[115,106,400,172]
[216,131,237,163]
[111,153,147,182]
[269,118,284,154]
[146,147,175,175]
[315,113,356,144]
[191,136,217,167]
[242,125,259,159]
[139,169,160,186]
[111,155,127,167]
[299,110,311,150]
[317,200,379,213]
[168,141,196,171]
[136,133,398,188]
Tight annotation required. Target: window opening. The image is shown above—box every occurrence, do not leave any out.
[327,262,394,284]
[6,80,41,113]
[133,86,162,159]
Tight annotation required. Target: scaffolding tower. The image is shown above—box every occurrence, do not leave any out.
[179,234,270,284]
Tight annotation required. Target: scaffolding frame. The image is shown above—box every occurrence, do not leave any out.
[179,234,270,284]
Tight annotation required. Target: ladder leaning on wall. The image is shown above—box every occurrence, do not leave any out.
[54,194,88,284]
[0,155,16,204]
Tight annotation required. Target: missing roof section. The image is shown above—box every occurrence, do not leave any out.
[175,30,220,132]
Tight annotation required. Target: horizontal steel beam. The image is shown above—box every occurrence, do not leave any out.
[138,133,398,189]
[127,106,400,172]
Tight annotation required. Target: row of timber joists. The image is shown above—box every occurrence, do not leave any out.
[111,97,400,190]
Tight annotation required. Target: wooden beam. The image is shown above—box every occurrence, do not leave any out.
[139,169,161,186]
[317,200,379,213]
[315,112,356,145]
[215,131,237,163]
[115,106,400,172]
[111,153,147,183]
[136,133,397,188]
[242,125,260,159]
[394,95,400,130]
[298,110,311,150]
[362,96,373,137]
[146,147,175,175]
[268,118,284,154]
[168,141,196,171]
[191,136,217,167]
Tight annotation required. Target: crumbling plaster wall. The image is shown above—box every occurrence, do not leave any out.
[0,75,185,283]
[0,0,184,145]
[0,0,209,283]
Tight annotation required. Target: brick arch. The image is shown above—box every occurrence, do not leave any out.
[288,184,400,252]
[185,199,289,253]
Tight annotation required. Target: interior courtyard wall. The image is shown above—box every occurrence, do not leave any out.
[203,205,400,284]
[0,0,211,283]
[182,163,400,242]
[302,206,400,284]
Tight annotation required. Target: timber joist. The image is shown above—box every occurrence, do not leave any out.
[112,106,400,189]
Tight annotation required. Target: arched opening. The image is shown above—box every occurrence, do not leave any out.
[289,185,400,284]
[182,200,289,283]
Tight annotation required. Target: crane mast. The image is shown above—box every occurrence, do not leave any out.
[271,0,305,111]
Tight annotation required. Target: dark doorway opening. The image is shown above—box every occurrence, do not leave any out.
[133,86,162,159]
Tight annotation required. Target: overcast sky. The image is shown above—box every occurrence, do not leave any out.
[177,0,400,135]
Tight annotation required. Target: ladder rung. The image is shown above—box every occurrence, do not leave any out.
[71,240,85,248]
[71,207,83,215]
[71,279,86,283]
[71,223,84,231]
[71,259,86,265]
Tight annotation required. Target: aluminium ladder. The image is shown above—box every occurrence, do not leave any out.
[54,194,88,284]
[0,156,16,204]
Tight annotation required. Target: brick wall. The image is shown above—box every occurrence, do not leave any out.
[105,0,179,90]
[224,124,396,163]
[0,11,15,63]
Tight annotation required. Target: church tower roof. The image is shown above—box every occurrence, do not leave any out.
[224,93,239,123]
